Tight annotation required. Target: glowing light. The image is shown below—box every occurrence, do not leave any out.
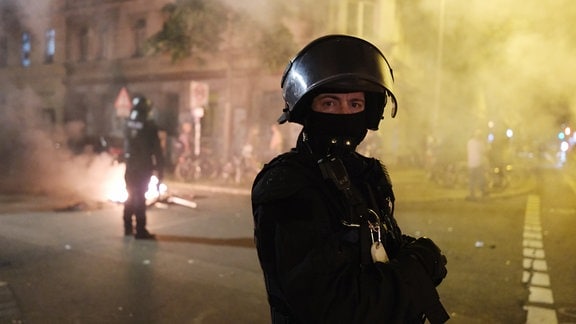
[107,185,129,203]
[506,128,514,138]
[560,141,569,152]
[106,168,167,204]
[145,175,168,201]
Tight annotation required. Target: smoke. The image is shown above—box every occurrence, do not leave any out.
[2,0,575,199]
[390,0,576,165]
[217,0,576,166]
[0,85,121,202]
[0,0,126,202]
[221,0,276,26]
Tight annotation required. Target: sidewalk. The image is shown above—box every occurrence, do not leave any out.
[388,166,535,203]
[165,166,536,203]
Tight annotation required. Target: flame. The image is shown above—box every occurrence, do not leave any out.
[106,162,167,203]
[146,175,168,201]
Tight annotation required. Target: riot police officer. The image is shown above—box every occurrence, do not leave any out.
[123,95,164,239]
[252,35,449,323]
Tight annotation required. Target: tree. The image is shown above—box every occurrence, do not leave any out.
[146,0,297,71]
[146,0,228,62]
[255,24,296,71]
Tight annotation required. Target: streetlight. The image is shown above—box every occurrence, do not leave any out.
[506,128,514,139]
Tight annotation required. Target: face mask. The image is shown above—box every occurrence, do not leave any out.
[304,111,368,156]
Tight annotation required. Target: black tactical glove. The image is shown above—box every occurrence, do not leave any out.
[399,237,447,286]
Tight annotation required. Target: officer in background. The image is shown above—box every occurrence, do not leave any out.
[252,35,449,323]
[123,95,164,239]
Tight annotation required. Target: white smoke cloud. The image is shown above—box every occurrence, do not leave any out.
[0,83,122,204]
[391,0,576,165]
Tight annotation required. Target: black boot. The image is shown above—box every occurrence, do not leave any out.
[135,230,156,240]
[123,213,134,236]
[134,211,155,239]
[124,227,134,236]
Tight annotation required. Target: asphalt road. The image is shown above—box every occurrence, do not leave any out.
[0,192,267,324]
[0,166,575,324]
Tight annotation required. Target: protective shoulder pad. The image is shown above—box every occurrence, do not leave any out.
[252,152,318,204]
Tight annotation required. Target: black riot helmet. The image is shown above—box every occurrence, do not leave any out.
[129,95,153,122]
[278,35,397,130]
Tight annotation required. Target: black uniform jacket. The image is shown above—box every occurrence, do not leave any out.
[252,147,440,324]
[124,118,164,182]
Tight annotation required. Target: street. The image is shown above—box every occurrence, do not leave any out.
[0,166,575,324]
[0,192,267,324]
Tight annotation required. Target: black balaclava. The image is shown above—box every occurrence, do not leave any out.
[303,110,368,157]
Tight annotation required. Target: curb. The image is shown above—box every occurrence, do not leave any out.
[165,169,536,203]
[166,181,251,196]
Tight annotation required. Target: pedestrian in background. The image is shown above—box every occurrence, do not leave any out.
[123,95,164,239]
[252,35,448,323]
[467,129,487,200]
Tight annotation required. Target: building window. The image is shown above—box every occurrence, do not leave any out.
[22,32,31,67]
[45,28,55,64]
[133,18,146,57]
[78,26,88,62]
[0,36,7,67]
[96,26,110,60]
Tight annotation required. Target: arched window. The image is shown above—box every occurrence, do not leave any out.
[45,28,55,64]
[133,18,146,57]
[22,31,31,67]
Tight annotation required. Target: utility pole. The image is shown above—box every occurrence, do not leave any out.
[432,0,445,130]
[222,11,233,161]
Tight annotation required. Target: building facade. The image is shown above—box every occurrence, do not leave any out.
[0,0,402,173]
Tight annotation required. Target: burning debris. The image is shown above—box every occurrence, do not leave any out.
[50,161,197,212]
[106,167,197,209]
[105,170,168,205]
[162,195,198,209]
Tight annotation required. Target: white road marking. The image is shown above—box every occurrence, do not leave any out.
[529,286,554,304]
[533,259,548,272]
[530,272,550,286]
[524,306,558,324]
[523,195,558,324]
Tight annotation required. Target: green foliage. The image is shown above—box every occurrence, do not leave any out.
[146,0,228,62]
[256,24,297,72]
[146,0,297,70]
